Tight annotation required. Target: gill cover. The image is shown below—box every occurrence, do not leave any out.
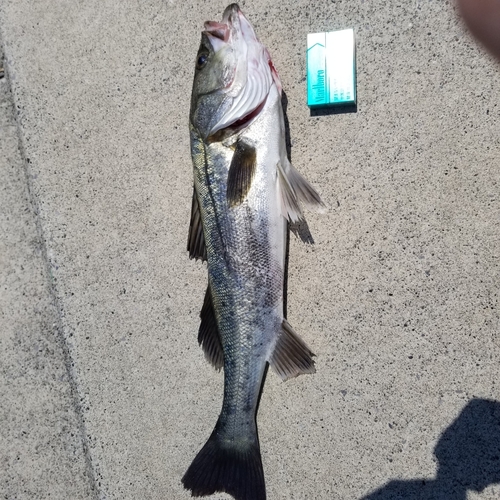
[190,4,274,139]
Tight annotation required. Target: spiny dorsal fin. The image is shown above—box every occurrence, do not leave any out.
[278,159,326,223]
[198,286,223,370]
[269,319,315,381]
[187,188,207,261]
[227,139,257,207]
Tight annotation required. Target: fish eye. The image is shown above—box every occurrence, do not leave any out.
[196,52,209,69]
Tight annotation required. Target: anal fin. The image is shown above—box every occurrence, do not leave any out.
[198,286,223,370]
[269,319,315,381]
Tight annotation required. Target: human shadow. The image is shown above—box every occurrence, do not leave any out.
[361,398,500,499]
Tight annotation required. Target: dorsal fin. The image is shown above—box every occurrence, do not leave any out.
[187,188,207,261]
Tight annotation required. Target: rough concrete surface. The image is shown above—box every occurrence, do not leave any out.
[1,0,499,499]
[0,49,93,498]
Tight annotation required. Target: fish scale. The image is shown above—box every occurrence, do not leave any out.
[193,134,278,431]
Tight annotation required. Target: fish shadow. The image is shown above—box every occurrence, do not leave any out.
[281,91,293,161]
[256,93,316,417]
[280,91,316,322]
[361,398,500,499]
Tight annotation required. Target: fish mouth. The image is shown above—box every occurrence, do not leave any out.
[222,3,243,27]
[221,4,259,46]
[203,21,230,43]
[202,4,250,53]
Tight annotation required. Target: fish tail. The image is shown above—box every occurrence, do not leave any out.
[182,424,266,500]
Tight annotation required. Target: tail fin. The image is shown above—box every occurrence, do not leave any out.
[182,426,266,500]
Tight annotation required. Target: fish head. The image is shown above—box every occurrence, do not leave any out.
[190,3,280,140]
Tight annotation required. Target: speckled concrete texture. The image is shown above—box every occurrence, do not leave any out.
[1,0,499,499]
[0,50,93,498]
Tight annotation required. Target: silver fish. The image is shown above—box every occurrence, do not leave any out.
[182,4,324,499]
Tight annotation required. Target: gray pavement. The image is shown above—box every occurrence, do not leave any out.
[1,1,499,499]
[0,47,93,498]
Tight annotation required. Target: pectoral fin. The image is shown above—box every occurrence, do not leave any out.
[227,139,257,207]
[278,159,325,223]
[198,286,223,370]
[269,319,315,381]
[187,188,207,261]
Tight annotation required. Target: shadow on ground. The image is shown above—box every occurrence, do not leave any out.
[362,398,500,499]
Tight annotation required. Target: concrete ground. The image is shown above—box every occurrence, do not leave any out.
[1,1,499,499]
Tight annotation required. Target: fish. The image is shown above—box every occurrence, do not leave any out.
[182,4,324,500]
